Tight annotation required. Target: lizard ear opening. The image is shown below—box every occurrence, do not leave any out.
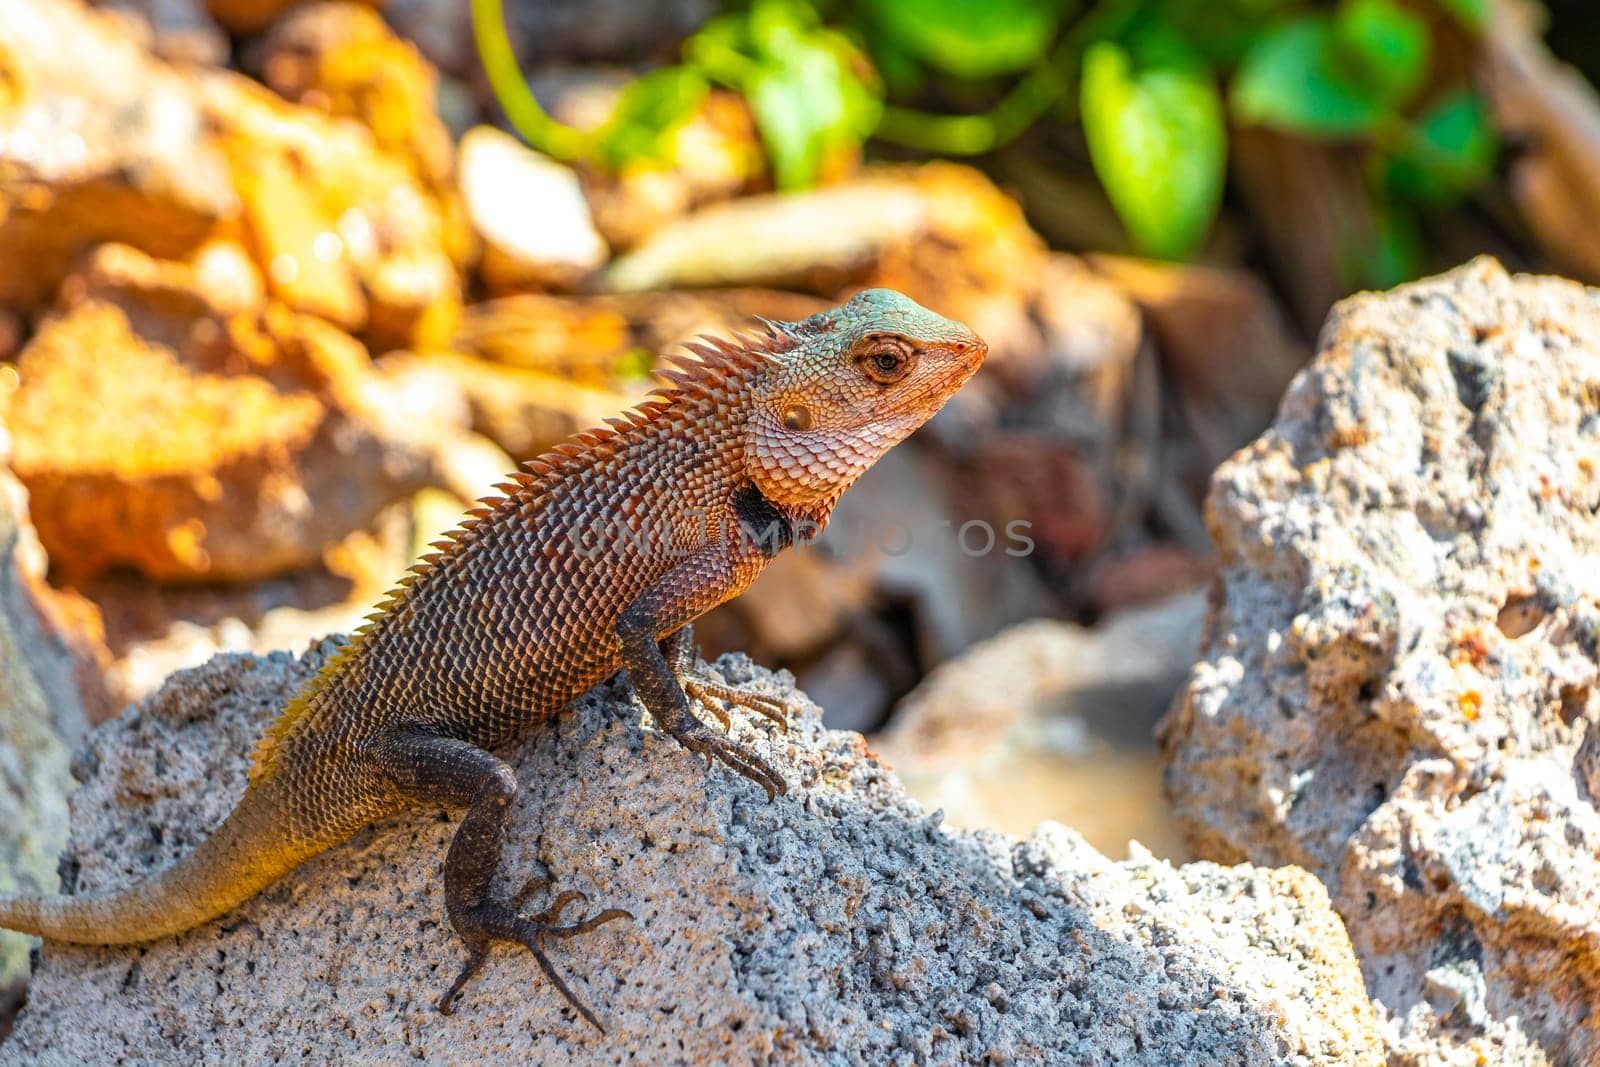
[781,403,813,431]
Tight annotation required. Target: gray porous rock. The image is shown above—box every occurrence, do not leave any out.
[6,641,1380,1065]
[1160,258,1600,1064]
[0,466,94,1019]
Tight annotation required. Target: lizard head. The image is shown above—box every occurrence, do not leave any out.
[745,288,986,510]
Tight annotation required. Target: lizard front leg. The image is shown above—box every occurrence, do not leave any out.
[661,625,790,731]
[617,552,789,800]
[370,731,630,1030]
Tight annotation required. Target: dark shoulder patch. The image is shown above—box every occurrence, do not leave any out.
[731,482,795,559]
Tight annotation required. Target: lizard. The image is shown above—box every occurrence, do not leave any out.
[0,288,986,1031]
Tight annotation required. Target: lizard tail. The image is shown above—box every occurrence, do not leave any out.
[0,780,357,945]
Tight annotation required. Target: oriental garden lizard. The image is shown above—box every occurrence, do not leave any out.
[0,289,986,1030]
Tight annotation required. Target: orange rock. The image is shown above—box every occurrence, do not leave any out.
[5,245,437,583]
[251,2,457,198]
[0,0,237,312]
[10,301,320,580]
[200,71,463,354]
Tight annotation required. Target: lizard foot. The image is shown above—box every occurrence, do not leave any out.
[680,672,790,732]
[437,887,632,1031]
[670,721,789,800]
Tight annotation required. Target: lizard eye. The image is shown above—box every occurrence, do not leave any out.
[857,337,914,384]
[782,403,813,431]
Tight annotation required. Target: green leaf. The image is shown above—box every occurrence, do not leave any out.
[1081,40,1227,259]
[863,0,1062,79]
[707,0,881,190]
[1384,89,1497,203]
[591,67,710,170]
[1232,15,1389,136]
[1335,0,1429,107]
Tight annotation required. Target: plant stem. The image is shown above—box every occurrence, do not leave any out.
[470,0,591,160]
[876,62,1066,154]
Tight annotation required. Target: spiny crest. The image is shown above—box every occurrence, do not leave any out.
[646,325,796,403]
[503,321,796,497]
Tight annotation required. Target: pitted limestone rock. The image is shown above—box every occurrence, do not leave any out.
[1161,258,1600,1064]
[6,644,1381,1065]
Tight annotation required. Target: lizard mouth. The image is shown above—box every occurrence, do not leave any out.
[959,337,988,374]
[943,336,988,387]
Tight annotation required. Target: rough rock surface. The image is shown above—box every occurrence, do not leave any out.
[0,466,94,1020]
[251,2,456,197]
[1160,259,1600,1064]
[6,643,1382,1065]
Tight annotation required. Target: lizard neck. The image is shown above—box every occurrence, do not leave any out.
[728,480,838,560]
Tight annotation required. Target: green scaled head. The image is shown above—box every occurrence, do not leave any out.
[745,289,986,509]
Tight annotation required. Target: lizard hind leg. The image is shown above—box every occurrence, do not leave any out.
[370,731,631,1032]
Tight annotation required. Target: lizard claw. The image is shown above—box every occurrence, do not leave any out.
[694,695,732,732]
[527,889,589,925]
[510,874,553,911]
[681,674,790,730]
[439,890,632,1032]
[672,724,788,800]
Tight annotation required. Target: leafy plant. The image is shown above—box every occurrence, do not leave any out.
[475,0,1501,277]
[1080,38,1225,259]
[471,0,709,165]
[1233,0,1429,136]
[689,0,883,189]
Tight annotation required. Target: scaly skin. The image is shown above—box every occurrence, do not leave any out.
[0,289,986,1030]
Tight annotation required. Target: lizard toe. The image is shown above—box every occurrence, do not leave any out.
[437,942,489,1016]
[681,675,790,730]
[443,897,631,1033]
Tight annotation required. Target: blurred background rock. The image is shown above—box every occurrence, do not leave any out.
[2,0,1599,1047]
